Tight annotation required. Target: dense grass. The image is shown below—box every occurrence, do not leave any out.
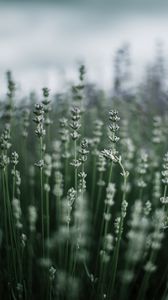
[0,64,168,300]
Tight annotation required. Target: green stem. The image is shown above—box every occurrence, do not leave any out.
[137,251,157,300]
[28,232,34,299]
[46,176,50,258]
[91,154,97,205]
[108,161,113,184]
[2,171,10,277]
[4,169,18,284]
[40,137,44,257]
[109,215,124,298]
[137,272,150,300]
[64,142,69,193]
[94,172,103,226]
[163,185,167,212]
[74,139,78,192]
[12,165,16,200]
[108,173,127,298]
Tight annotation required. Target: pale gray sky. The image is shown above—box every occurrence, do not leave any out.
[0,1,168,93]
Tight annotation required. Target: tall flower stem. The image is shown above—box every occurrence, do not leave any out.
[91,155,97,205]
[40,136,45,257]
[2,171,10,277]
[108,162,128,299]
[94,171,103,226]
[45,176,50,258]
[4,169,18,284]
[74,139,78,192]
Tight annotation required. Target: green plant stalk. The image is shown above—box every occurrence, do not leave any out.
[119,261,135,300]
[2,171,10,277]
[68,240,74,275]
[137,250,157,300]
[163,185,167,212]
[45,176,50,258]
[95,161,113,264]
[64,142,69,193]
[7,171,22,284]
[27,231,34,300]
[2,149,19,284]
[109,214,124,298]
[154,264,168,299]
[68,138,78,274]
[72,163,85,275]
[100,162,113,289]
[91,154,97,206]
[56,191,62,270]
[46,124,51,150]
[98,204,112,296]
[11,166,23,283]
[65,222,70,270]
[97,160,113,231]
[108,161,113,184]
[40,136,45,257]
[108,174,127,298]
[161,279,168,300]
[94,163,114,285]
[137,272,150,300]
[94,171,103,226]
[56,192,61,229]
[4,169,18,285]
[22,137,29,204]
[74,139,78,192]
[12,165,16,200]
[23,137,28,170]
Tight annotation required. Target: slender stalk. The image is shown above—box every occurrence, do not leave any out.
[108,161,113,184]
[64,155,69,193]
[137,251,157,300]
[91,154,97,205]
[74,139,78,192]
[45,176,50,258]
[94,172,103,226]
[2,171,10,277]
[12,165,16,200]
[109,214,124,297]
[108,171,128,299]
[28,232,34,300]
[4,169,18,284]
[163,185,167,212]
[40,137,45,257]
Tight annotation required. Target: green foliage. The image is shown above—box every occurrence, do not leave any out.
[0,67,168,300]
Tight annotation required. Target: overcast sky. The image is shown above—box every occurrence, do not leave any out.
[0,0,168,93]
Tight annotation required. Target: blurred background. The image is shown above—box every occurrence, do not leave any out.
[0,0,168,93]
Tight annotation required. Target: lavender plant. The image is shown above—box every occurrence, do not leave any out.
[0,66,168,300]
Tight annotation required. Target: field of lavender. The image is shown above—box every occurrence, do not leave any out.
[0,60,168,300]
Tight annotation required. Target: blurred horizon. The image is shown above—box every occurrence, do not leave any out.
[0,0,168,94]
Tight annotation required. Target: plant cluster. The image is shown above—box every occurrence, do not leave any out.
[0,66,168,300]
